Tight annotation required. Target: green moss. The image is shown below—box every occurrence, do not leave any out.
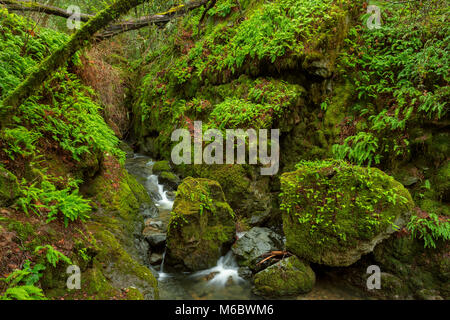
[433,161,450,202]
[86,168,151,235]
[280,159,415,266]
[125,287,145,300]
[323,80,355,136]
[166,177,236,271]
[159,171,178,182]
[177,164,251,213]
[87,226,159,300]
[253,256,315,297]
[0,166,20,206]
[152,160,171,173]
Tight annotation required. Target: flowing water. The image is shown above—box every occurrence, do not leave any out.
[125,153,371,300]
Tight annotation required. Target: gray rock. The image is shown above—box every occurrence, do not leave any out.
[149,253,163,266]
[238,267,253,280]
[145,233,167,248]
[232,227,283,272]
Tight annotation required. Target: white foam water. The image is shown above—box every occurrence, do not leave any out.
[191,252,244,287]
[147,174,174,210]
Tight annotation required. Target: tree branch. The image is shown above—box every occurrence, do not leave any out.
[1,0,209,39]
[0,0,93,21]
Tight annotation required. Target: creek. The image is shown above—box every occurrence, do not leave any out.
[125,154,370,300]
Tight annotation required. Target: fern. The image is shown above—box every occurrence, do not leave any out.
[407,213,450,249]
[34,245,72,268]
[0,285,46,300]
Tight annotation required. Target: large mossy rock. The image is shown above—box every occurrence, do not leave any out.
[253,256,315,297]
[80,158,159,299]
[280,160,415,266]
[232,227,283,272]
[0,166,20,207]
[166,177,236,271]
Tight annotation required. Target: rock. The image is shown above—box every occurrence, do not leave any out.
[141,203,158,219]
[238,267,253,280]
[145,219,163,230]
[373,234,450,299]
[280,160,415,267]
[253,256,315,297]
[145,233,167,249]
[159,171,180,190]
[248,207,273,227]
[378,273,410,299]
[152,160,171,174]
[119,142,135,159]
[149,253,163,266]
[232,227,283,272]
[165,177,236,271]
[0,166,20,207]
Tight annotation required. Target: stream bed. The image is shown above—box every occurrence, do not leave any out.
[125,154,371,300]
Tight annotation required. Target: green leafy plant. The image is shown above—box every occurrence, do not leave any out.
[0,285,46,300]
[1,260,45,287]
[18,179,91,227]
[407,212,450,249]
[34,245,72,267]
[332,132,381,166]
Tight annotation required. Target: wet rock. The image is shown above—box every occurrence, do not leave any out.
[159,171,180,190]
[145,219,163,230]
[253,256,315,297]
[145,233,167,249]
[165,177,236,271]
[149,253,163,266]
[232,227,283,272]
[141,204,159,219]
[280,160,414,267]
[166,191,176,201]
[238,267,253,280]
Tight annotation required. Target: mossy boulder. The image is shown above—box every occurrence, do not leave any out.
[0,166,20,207]
[166,177,236,271]
[253,256,315,297]
[280,160,415,267]
[85,226,159,300]
[79,160,159,299]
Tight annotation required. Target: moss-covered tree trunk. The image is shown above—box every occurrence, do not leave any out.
[0,0,149,113]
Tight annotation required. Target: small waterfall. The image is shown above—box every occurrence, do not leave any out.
[147,175,174,210]
[191,252,244,287]
[158,250,170,279]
